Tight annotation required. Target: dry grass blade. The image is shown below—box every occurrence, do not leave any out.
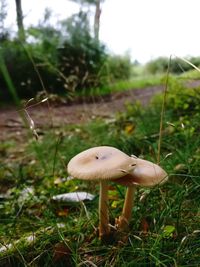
[177,56,200,73]
[23,109,38,140]
[22,44,54,128]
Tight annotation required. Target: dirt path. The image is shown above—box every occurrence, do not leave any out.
[2,79,200,141]
[0,85,166,141]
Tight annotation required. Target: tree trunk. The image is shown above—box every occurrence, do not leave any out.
[94,0,101,41]
[15,0,25,42]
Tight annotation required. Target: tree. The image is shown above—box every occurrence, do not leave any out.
[0,0,9,40]
[69,0,104,41]
[14,0,25,42]
[94,0,101,40]
[57,10,107,91]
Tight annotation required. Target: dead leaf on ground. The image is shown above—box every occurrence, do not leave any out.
[53,242,72,265]
[140,218,149,234]
[56,209,69,217]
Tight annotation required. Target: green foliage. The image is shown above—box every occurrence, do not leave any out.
[57,12,107,91]
[146,57,169,74]
[104,54,133,82]
[0,40,62,100]
[0,11,109,100]
[146,56,200,74]
[115,77,200,178]
[76,75,164,99]
[180,69,200,80]
[1,101,200,265]
[152,78,200,121]
[0,9,149,102]
[27,26,60,64]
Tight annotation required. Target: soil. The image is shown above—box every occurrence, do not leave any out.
[0,81,200,141]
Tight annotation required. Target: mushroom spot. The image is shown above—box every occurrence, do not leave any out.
[100,154,110,160]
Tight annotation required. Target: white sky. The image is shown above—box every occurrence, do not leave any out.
[4,0,200,63]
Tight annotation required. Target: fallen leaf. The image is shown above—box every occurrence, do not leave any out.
[53,242,72,265]
[57,209,69,217]
[124,124,135,135]
[111,200,123,208]
[162,225,176,238]
[140,218,149,234]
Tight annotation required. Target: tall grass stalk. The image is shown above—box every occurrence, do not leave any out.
[157,56,171,164]
[0,54,29,129]
[177,55,200,73]
[22,45,54,128]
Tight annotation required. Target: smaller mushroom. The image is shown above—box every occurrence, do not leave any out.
[115,157,168,231]
[67,146,136,239]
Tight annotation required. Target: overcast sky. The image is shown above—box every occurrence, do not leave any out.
[4,0,200,63]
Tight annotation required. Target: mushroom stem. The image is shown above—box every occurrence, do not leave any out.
[99,180,110,238]
[117,185,136,231]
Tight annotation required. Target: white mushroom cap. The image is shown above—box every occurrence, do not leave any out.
[115,158,168,187]
[67,146,136,181]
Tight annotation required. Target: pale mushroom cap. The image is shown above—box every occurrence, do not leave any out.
[67,146,136,181]
[115,158,168,187]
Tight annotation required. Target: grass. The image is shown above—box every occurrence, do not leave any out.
[76,74,164,98]
[180,68,200,80]
[1,76,200,266]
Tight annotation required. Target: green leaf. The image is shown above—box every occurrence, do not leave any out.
[162,225,175,238]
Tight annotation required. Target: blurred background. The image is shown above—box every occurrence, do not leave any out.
[1,0,200,100]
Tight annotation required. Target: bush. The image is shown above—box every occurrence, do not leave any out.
[56,11,107,91]
[0,11,135,101]
[57,38,107,91]
[146,56,200,75]
[145,57,169,74]
[0,11,108,100]
[104,54,132,82]
[0,40,63,100]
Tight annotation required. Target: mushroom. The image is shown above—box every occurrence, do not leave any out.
[115,157,168,231]
[67,146,136,239]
